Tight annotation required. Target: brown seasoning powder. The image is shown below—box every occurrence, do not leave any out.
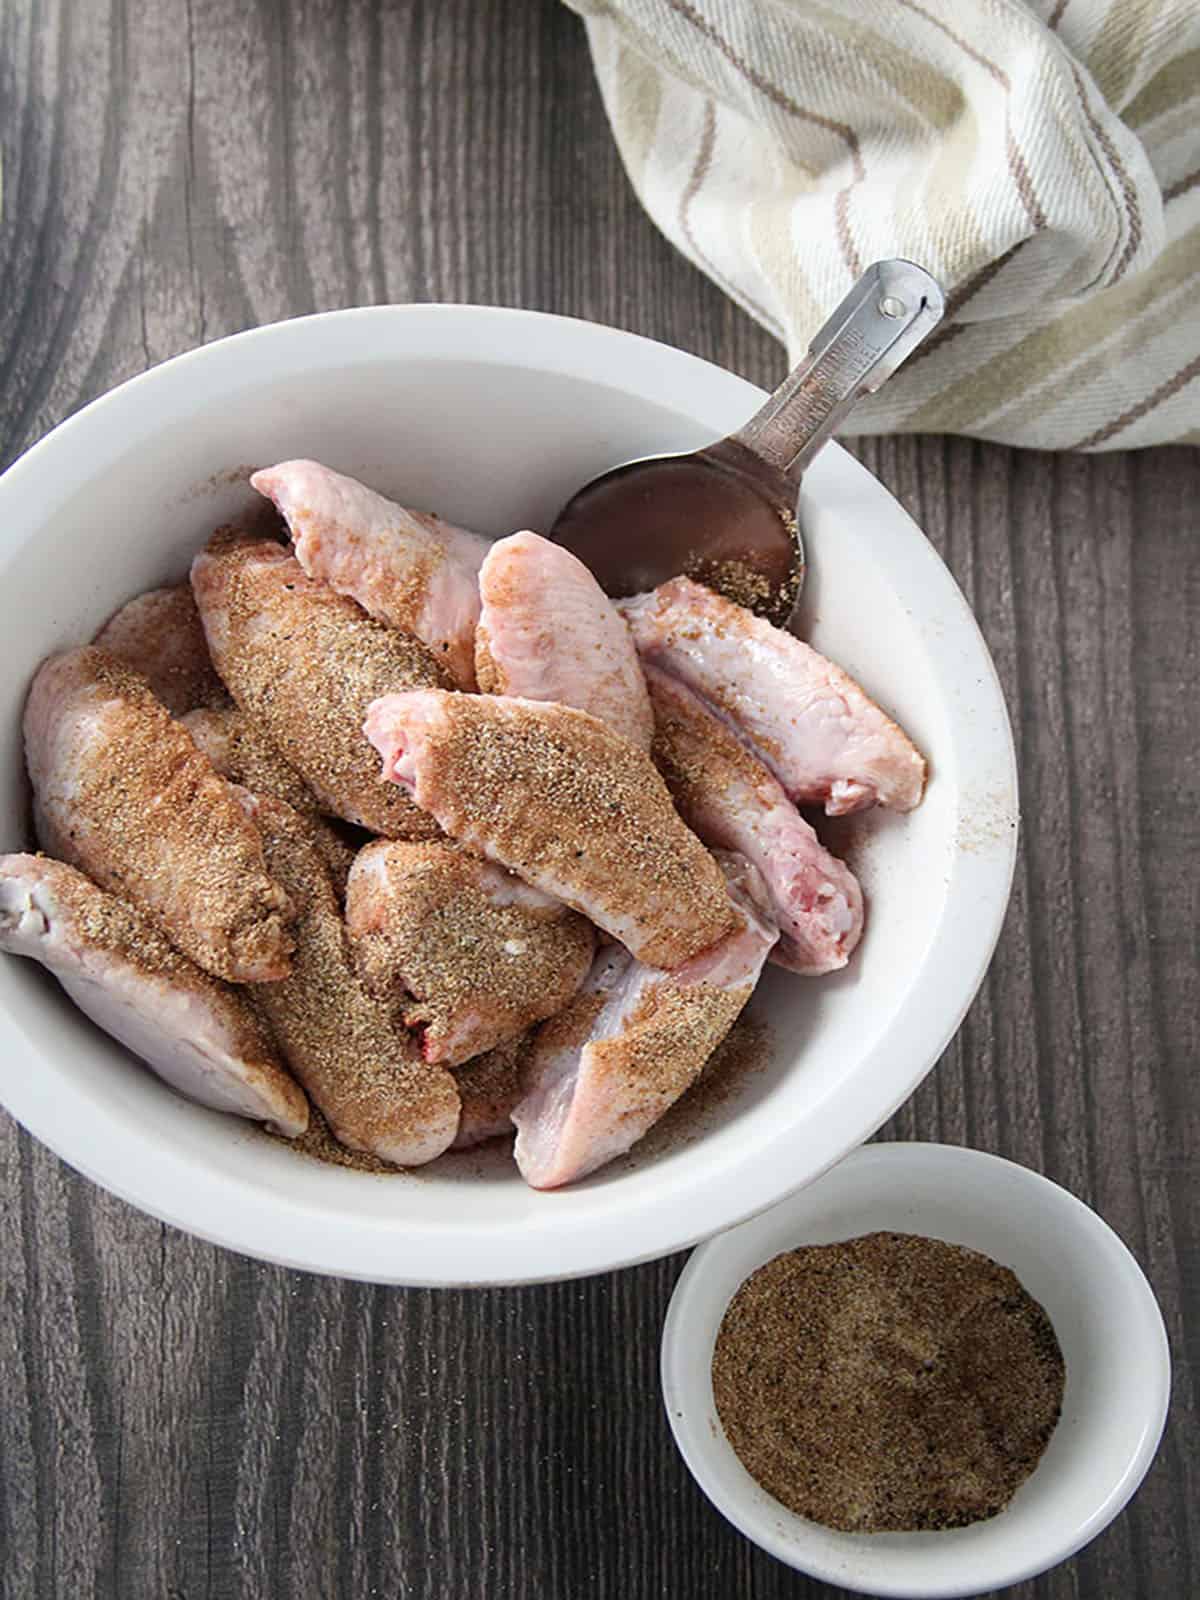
[711,1231,1065,1533]
[183,705,320,817]
[37,648,295,983]
[275,1103,405,1174]
[94,583,230,717]
[347,840,594,1065]
[632,1012,771,1161]
[246,793,459,1158]
[412,695,735,968]
[684,506,801,626]
[192,530,452,839]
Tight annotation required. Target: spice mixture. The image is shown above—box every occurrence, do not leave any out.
[685,504,801,628]
[191,528,450,839]
[711,1231,1065,1533]
[403,692,737,967]
[631,1012,771,1162]
[345,839,594,1064]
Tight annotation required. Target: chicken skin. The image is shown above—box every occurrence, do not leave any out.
[0,854,307,1134]
[244,792,460,1167]
[345,840,594,1066]
[181,706,317,818]
[190,530,451,838]
[251,460,489,689]
[511,853,778,1188]
[24,647,294,983]
[621,577,926,815]
[180,705,354,896]
[364,690,736,968]
[450,1034,527,1149]
[647,666,863,974]
[93,583,228,717]
[475,531,653,749]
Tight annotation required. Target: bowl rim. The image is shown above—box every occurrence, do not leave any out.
[0,304,1018,1284]
[660,1141,1172,1597]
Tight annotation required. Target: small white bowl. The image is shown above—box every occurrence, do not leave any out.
[0,306,1017,1283]
[662,1142,1170,1598]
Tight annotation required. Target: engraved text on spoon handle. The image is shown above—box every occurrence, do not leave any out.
[732,261,945,486]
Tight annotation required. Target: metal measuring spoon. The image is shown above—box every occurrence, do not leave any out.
[551,260,944,626]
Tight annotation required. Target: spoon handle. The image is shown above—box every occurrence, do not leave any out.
[730,260,944,485]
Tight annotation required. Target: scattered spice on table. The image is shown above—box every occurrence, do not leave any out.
[711,1231,1065,1532]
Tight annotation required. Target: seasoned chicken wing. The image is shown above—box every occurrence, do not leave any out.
[345,839,594,1066]
[364,690,736,968]
[0,854,307,1135]
[450,1034,527,1150]
[24,647,294,983]
[621,577,926,815]
[511,853,778,1188]
[190,530,451,838]
[648,666,863,974]
[475,531,653,748]
[93,583,228,717]
[244,793,460,1167]
[251,459,489,689]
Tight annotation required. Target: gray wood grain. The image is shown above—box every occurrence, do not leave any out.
[0,2,1196,1596]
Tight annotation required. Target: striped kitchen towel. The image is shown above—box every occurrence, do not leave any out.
[566,0,1200,450]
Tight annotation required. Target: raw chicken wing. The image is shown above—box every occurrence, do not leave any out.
[648,666,862,974]
[475,531,653,748]
[24,647,294,982]
[621,577,925,815]
[511,853,778,1188]
[94,583,228,717]
[345,840,594,1065]
[0,854,307,1134]
[191,530,451,838]
[244,793,460,1167]
[251,460,489,689]
[364,690,736,968]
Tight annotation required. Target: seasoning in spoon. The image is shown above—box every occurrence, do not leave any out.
[711,1231,1065,1532]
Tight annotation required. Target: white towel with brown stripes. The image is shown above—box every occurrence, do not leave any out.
[566,0,1200,451]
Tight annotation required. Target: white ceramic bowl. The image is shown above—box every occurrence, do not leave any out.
[662,1142,1171,1597]
[0,307,1017,1284]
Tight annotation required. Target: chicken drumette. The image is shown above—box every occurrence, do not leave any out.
[647,666,862,974]
[94,582,228,717]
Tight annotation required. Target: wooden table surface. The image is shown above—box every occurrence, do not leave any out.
[1,3,1196,1596]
